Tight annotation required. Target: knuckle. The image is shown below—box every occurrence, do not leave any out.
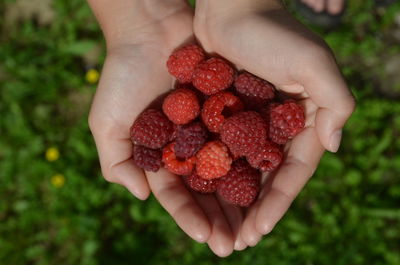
[340,96,357,118]
[309,44,333,64]
[102,170,115,183]
[99,163,115,183]
[296,43,335,78]
[88,111,109,136]
[88,111,96,133]
[346,97,357,114]
[262,223,274,235]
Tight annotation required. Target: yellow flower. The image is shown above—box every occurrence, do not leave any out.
[85,69,100,84]
[51,174,65,188]
[45,147,59,162]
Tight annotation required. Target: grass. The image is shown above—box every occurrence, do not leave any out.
[0,0,399,264]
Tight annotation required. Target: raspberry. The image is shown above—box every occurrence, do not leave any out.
[170,123,179,141]
[162,142,196,175]
[217,159,261,207]
[133,145,162,172]
[269,100,305,144]
[236,93,270,111]
[193,58,234,95]
[246,141,283,172]
[220,111,268,157]
[258,103,278,121]
[174,122,208,159]
[162,88,200,125]
[185,172,219,193]
[167,44,205,83]
[196,141,232,180]
[234,72,275,107]
[130,109,174,149]
[201,92,244,133]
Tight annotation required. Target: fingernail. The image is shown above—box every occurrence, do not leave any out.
[329,130,342,153]
[248,234,262,247]
[193,232,208,243]
[234,239,247,251]
[125,185,148,200]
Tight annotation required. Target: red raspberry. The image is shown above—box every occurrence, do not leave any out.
[193,58,234,95]
[185,172,219,193]
[162,142,196,175]
[234,72,275,108]
[167,44,205,83]
[133,145,162,172]
[246,141,283,172]
[269,100,305,144]
[130,109,174,149]
[220,111,268,157]
[174,122,208,159]
[217,159,261,207]
[201,92,244,133]
[162,88,200,125]
[196,141,232,180]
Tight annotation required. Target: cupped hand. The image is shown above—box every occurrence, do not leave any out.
[88,0,239,257]
[193,0,355,250]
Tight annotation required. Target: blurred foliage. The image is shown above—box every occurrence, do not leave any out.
[1,0,400,264]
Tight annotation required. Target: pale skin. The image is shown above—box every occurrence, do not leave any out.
[301,0,345,15]
[87,0,355,257]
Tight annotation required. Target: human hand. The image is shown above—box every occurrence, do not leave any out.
[87,0,193,198]
[88,0,242,256]
[193,0,355,250]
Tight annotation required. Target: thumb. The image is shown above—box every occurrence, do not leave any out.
[301,59,356,152]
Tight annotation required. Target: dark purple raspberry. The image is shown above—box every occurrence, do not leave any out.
[174,122,208,159]
[236,92,270,111]
[234,72,275,101]
[185,172,219,193]
[133,145,162,172]
[130,109,174,149]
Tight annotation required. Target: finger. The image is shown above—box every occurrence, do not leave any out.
[192,192,234,257]
[313,0,325,12]
[216,195,247,251]
[147,169,211,243]
[90,123,151,200]
[240,201,262,247]
[300,53,355,153]
[327,0,344,15]
[239,171,276,247]
[255,127,324,235]
[301,0,314,7]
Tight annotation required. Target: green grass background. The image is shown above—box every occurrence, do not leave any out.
[1,0,400,264]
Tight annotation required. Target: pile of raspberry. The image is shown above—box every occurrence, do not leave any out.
[130,44,305,207]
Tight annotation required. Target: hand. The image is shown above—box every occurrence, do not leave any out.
[88,0,239,256]
[193,0,355,250]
